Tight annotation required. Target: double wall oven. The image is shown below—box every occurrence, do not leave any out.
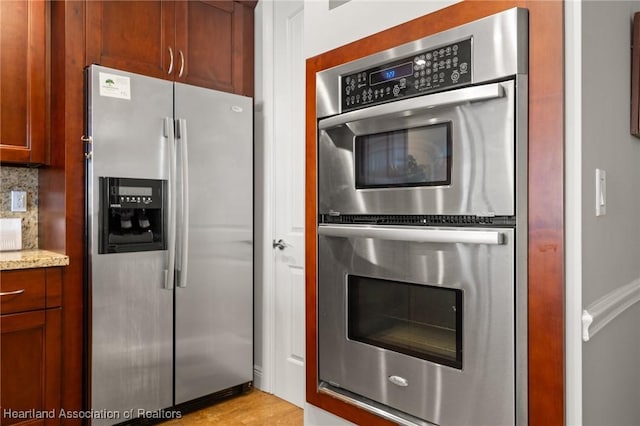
[315,9,528,426]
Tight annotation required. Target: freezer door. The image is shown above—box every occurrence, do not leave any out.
[173,83,253,404]
[86,65,174,425]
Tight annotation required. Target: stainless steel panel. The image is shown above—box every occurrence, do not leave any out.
[316,8,527,118]
[318,80,517,216]
[318,83,505,130]
[87,66,171,181]
[318,228,516,425]
[174,83,253,404]
[514,75,528,426]
[86,65,174,425]
[318,224,505,245]
[90,253,174,425]
[319,383,434,426]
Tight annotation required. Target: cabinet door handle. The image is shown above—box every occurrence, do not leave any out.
[178,50,185,78]
[0,289,25,297]
[168,46,174,75]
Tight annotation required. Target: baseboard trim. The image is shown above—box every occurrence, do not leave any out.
[253,365,264,390]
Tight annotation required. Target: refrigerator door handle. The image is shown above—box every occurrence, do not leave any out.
[165,117,177,290]
[176,118,190,288]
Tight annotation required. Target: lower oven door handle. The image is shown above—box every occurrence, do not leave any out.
[318,225,504,245]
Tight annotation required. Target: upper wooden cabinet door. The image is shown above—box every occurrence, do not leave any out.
[175,1,255,95]
[0,0,47,165]
[86,1,176,80]
[86,0,256,95]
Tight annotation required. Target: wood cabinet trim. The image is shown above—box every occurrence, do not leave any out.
[27,0,47,164]
[305,1,565,424]
[200,0,234,13]
[232,1,254,96]
[44,308,62,426]
[0,308,45,331]
[46,1,86,422]
[45,268,62,309]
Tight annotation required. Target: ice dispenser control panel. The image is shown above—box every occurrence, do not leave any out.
[99,177,166,254]
[340,38,472,112]
[109,183,161,209]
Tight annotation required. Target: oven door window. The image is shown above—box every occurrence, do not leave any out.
[347,275,462,369]
[354,122,451,189]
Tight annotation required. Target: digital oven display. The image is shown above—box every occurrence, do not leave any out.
[369,62,413,85]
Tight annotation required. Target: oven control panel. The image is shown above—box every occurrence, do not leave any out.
[340,38,472,112]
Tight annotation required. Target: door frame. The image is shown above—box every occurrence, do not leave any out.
[255,0,276,394]
[255,0,306,401]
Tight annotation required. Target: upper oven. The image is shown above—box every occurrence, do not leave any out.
[318,80,518,217]
[317,6,528,221]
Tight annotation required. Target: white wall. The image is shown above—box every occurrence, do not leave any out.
[304,0,461,58]
[301,1,459,424]
[567,1,640,425]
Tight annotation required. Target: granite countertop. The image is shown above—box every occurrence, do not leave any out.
[0,249,69,271]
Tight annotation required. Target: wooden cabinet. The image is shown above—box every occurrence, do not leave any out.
[85,1,175,82]
[86,0,257,96]
[0,0,48,165]
[175,1,256,95]
[0,268,62,426]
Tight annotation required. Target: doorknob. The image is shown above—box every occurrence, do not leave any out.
[272,239,290,250]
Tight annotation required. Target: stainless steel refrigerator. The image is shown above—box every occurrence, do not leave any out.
[85,65,253,425]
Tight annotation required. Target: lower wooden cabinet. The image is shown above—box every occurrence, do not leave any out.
[0,268,62,426]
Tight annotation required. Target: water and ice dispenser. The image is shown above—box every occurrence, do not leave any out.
[99,177,166,253]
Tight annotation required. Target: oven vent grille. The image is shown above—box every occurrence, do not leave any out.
[320,214,515,227]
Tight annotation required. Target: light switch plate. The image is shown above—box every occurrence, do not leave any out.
[0,218,22,251]
[11,190,27,212]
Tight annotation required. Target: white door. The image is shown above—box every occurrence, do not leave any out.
[271,0,306,408]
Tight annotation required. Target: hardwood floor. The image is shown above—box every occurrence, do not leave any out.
[163,390,303,425]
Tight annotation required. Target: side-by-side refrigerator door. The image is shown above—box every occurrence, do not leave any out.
[86,65,174,425]
[173,83,253,404]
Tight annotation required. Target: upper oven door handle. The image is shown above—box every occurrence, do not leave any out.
[318,82,505,130]
[318,225,505,245]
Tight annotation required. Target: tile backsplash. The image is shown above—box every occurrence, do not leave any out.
[0,166,38,249]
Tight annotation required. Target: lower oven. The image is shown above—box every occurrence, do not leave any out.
[318,225,516,425]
